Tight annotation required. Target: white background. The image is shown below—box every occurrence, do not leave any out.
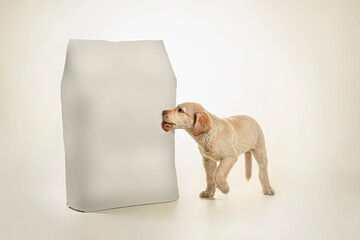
[1,0,359,239]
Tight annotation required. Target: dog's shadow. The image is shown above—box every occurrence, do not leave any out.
[200,197,224,201]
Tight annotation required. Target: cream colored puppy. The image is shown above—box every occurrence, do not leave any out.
[162,102,275,198]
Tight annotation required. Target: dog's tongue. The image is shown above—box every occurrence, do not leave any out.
[161,121,169,132]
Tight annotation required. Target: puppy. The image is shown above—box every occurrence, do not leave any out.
[162,102,275,198]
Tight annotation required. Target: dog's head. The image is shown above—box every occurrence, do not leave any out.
[162,102,212,136]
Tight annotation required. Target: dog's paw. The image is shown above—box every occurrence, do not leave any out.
[218,184,229,194]
[263,187,275,195]
[214,177,230,194]
[199,190,215,198]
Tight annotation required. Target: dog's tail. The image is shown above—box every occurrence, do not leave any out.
[245,151,252,180]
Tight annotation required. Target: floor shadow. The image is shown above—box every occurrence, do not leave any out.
[94,199,179,217]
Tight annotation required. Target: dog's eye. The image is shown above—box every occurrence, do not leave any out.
[178,108,184,113]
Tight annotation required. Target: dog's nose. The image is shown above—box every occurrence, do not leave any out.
[162,110,167,116]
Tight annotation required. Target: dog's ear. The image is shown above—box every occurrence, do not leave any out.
[193,111,212,136]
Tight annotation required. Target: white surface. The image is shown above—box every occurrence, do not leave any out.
[61,39,178,211]
[1,0,359,239]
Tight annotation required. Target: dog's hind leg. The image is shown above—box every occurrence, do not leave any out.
[214,156,237,194]
[251,148,275,195]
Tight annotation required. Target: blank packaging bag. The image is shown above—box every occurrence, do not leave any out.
[61,39,179,211]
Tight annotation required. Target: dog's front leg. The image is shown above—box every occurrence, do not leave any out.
[214,156,237,194]
[199,157,217,198]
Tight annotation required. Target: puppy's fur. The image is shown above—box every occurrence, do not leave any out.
[162,102,275,198]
